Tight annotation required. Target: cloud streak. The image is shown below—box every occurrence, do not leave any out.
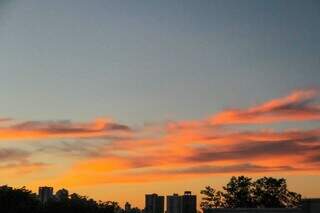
[0,117,131,140]
[210,89,320,125]
[57,127,320,186]
[0,148,48,175]
[0,148,30,161]
[2,89,320,185]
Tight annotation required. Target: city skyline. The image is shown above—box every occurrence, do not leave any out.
[0,88,319,207]
[0,0,319,209]
[31,185,198,211]
[1,182,319,213]
[2,182,313,211]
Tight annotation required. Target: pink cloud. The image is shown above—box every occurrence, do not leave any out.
[210,89,320,125]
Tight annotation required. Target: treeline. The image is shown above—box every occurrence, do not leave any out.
[200,176,301,209]
[0,185,141,213]
[0,176,303,212]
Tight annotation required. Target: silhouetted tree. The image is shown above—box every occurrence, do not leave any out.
[200,176,301,210]
[0,185,121,213]
[127,207,141,213]
[98,201,122,213]
[252,177,301,208]
[0,185,40,213]
[41,193,121,213]
[222,176,254,208]
[41,199,70,213]
[200,186,224,209]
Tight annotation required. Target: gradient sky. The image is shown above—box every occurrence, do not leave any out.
[0,0,320,209]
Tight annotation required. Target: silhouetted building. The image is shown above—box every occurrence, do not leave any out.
[55,188,69,201]
[145,194,164,213]
[301,198,320,213]
[167,192,196,213]
[38,186,53,203]
[125,202,132,212]
[167,193,181,213]
[180,191,196,213]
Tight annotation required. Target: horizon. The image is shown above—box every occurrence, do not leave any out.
[0,0,319,209]
[2,176,314,209]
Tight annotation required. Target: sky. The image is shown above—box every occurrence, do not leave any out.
[0,0,320,208]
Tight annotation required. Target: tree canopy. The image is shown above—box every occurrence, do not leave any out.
[0,185,40,213]
[0,185,141,213]
[200,176,301,209]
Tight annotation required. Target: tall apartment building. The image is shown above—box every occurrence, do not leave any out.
[166,191,197,213]
[167,193,181,213]
[145,193,164,213]
[180,191,197,213]
[38,186,54,203]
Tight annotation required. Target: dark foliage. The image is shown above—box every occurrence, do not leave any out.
[126,207,142,213]
[0,185,40,213]
[222,176,254,208]
[200,176,301,209]
[200,186,224,209]
[0,185,140,213]
[252,177,301,208]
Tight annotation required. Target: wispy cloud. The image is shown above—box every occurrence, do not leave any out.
[167,163,298,174]
[0,117,131,140]
[0,148,29,161]
[186,130,320,163]
[0,148,48,175]
[36,140,106,158]
[3,89,320,185]
[56,127,320,185]
[0,118,12,123]
[0,161,48,175]
[210,89,320,125]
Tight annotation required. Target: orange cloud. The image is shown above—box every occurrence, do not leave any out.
[53,126,319,186]
[2,89,320,186]
[210,89,320,125]
[0,148,49,177]
[0,117,131,140]
[0,161,48,175]
[50,89,320,185]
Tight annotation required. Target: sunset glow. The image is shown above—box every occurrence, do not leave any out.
[1,0,319,208]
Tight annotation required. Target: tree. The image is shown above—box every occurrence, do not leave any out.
[252,177,301,208]
[222,176,254,208]
[98,201,122,213]
[200,176,301,210]
[127,207,141,213]
[200,186,224,209]
[0,185,122,213]
[0,185,40,213]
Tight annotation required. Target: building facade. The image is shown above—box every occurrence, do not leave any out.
[180,191,197,213]
[38,186,53,204]
[145,194,164,213]
[167,193,181,213]
[166,191,197,213]
[203,199,320,213]
[301,199,320,213]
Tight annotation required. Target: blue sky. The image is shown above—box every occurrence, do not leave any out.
[1,0,320,207]
[1,0,319,125]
